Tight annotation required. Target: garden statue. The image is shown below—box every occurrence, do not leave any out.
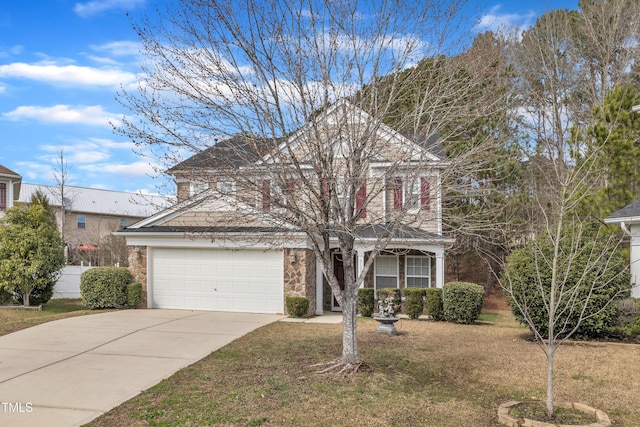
[374,296,399,334]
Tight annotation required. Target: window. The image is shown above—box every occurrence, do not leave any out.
[375,255,398,292]
[119,218,129,227]
[406,256,431,288]
[217,181,235,195]
[0,182,6,211]
[77,215,86,229]
[189,181,208,196]
[393,176,431,212]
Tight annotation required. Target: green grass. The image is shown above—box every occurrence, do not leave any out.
[0,298,103,336]
[87,311,640,427]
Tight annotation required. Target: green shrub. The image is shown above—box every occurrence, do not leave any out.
[443,282,484,324]
[126,283,143,308]
[80,267,132,309]
[358,288,375,317]
[285,296,309,318]
[403,288,425,319]
[0,287,14,305]
[425,288,444,320]
[15,283,54,306]
[609,298,640,338]
[377,288,401,313]
[503,226,631,339]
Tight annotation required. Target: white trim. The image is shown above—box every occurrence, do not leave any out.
[374,254,399,292]
[405,255,431,288]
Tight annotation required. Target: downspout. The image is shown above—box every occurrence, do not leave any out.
[621,221,632,237]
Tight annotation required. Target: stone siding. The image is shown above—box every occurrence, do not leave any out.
[127,245,148,307]
[283,248,316,316]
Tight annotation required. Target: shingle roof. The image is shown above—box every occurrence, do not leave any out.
[18,183,171,218]
[605,199,640,223]
[0,165,21,178]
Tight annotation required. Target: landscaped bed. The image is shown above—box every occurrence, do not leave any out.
[87,311,640,427]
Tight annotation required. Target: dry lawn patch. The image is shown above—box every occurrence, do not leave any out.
[0,299,99,336]
[89,311,640,427]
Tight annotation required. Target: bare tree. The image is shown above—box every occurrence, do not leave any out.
[48,149,75,259]
[119,0,510,369]
[503,9,635,415]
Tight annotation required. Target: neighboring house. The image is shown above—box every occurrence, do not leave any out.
[0,165,22,215]
[116,101,454,315]
[19,183,169,266]
[605,199,640,297]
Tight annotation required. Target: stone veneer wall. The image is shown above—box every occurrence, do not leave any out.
[283,248,316,316]
[127,245,148,307]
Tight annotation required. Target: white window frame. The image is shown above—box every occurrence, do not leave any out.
[190,181,208,196]
[405,256,431,288]
[404,177,422,214]
[216,180,235,196]
[374,255,399,293]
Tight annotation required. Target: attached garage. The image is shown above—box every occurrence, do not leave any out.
[150,248,284,314]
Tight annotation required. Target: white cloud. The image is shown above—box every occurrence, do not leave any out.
[74,0,146,17]
[474,5,536,35]
[91,41,141,57]
[80,160,155,176]
[3,105,121,127]
[0,62,136,87]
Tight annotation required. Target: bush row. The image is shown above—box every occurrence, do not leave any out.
[355,281,484,324]
[80,267,142,309]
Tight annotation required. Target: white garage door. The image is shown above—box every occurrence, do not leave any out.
[151,248,284,314]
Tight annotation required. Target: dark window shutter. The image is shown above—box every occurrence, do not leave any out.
[393,177,403,209]
[356,180,367,219]
[420,177,430,210]
[287,181,295,207]
[262,180,271,211]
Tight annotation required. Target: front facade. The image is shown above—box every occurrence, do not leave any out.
[0,165,22,216]
[605,199,640,298]
[117,101,453,315]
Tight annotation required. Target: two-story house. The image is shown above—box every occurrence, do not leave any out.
[117,101,454,315]
[0,165,22,215]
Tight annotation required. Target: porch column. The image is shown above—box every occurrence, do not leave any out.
[356,248,365,288]
[315,258,324,315]
[435,250,445,288]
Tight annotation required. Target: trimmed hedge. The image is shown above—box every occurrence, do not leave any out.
[285,296,309,318]
[404,288,425,319]
[425,288,444,321]
[442,282,484,324]
[80,267,132,309]
[127,283,143,308]
[358,288,375,317]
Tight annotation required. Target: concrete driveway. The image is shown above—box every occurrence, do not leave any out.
[0,309,283,427]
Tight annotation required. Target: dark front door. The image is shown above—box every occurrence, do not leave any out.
[332,253,346,311]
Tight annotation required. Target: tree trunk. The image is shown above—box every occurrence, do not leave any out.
[23,290,31,307]
[546,346,555,419]
[340,295,359,365]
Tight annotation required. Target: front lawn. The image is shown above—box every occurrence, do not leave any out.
[0,299,98,336]
[88,311,640,426]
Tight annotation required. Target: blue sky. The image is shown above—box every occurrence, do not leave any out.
[0,0,578,194]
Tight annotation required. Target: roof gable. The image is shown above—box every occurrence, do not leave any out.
[168,99,444,174]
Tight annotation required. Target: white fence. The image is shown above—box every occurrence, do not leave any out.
[53,265,96,299]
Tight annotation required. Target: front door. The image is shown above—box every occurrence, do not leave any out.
[331,253,346,311]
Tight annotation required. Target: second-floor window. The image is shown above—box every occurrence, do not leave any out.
[393,177,430,213]
[190,181,208,197]
[120,218,129,227]
[0,182,6,211]
[77,215,86,229]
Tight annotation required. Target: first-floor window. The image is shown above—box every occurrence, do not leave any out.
[77,215,86,229]
[406,256,431,288]
[0,182,6,211]
[375,255,398,292]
